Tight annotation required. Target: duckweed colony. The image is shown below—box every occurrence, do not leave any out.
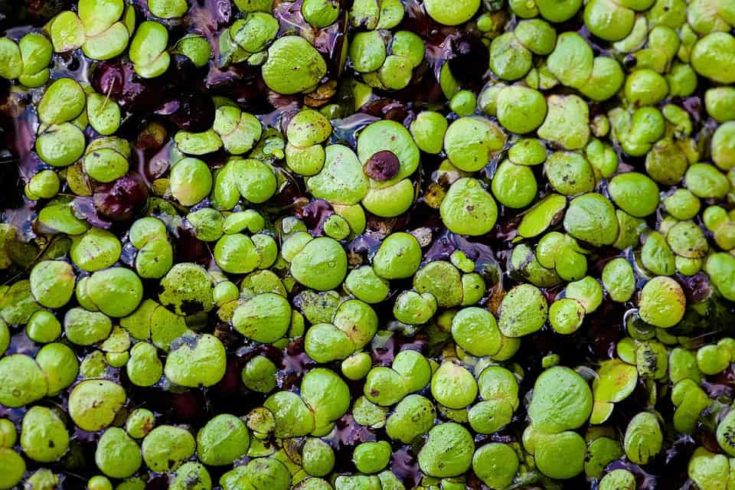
[0,0,734,487]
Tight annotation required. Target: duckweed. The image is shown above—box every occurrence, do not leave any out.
[0,0,733,486]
